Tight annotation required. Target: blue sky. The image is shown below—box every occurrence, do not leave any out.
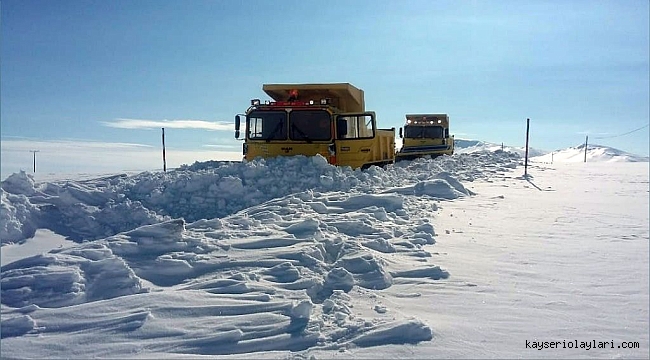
[1,0,648,176]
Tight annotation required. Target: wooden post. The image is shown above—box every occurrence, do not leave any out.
[584,135,588,163]
[524,118,530,177]
[29,150,39,173]
[162,128,167,172]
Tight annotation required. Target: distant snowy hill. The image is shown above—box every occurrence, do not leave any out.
[454,139,648,163]
[532,143,650,163]
[454,139,546,157]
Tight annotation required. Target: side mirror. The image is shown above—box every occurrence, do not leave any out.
[235,115,241,139]
[399,127,403,138]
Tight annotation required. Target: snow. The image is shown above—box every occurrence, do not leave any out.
[532,143,650,163]
[454,139,546,158]
[1,144,648,359]
[1,229,75,266]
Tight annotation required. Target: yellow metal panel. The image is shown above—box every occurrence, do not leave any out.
[245,142,331,162]
[262,83,365,113]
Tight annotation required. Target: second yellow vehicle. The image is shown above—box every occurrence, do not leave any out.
[396,114,454,161]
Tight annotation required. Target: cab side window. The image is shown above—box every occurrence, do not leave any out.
[248,117,264,139]
[336,114,374,139]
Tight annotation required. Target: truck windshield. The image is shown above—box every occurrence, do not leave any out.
[290,110,331,141]
[404,125,444,139]
[247,111,287,140]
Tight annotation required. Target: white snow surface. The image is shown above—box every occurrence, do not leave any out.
[1,149,648,359]
[454,139,546,158]
[532,143,650,163]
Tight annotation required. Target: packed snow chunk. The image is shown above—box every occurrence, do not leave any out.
[285,218,320,235]
[289,299,313,319]
[374,305,388,314]
[336,253,393,290]
[338,253,382,274]
[391,266,450,280]
[0,189,38,244]
[126,217,186,238]
[0,314,36,338]
[320,175,335,187]
[263,262,302,283]
[371,207,389,221]
[1,262,86,308]
[186,218,223,230]
[311,153,331,167]
[351,318,433,346]
[183,278,276,295]
[307,201,329,214]
[433,172,475,195]
[414,222,435,235]
[56,182,116,207]
[1,242,147,308]
[329,194,404,213]
[218,176,244,195]
[324,267,355,292]
[409,232,435,245]
[1,171,37,196]
[110,219,194,257]
[322,290,353,315]
[153,256,193,275]
[408,222,436,245]
[58,243,114,261]
[362,238,396,253]
[77,255,147,302]
[414,179,467,199]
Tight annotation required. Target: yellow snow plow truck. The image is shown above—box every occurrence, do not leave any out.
[234,83,395,169]
[395,114,454,161]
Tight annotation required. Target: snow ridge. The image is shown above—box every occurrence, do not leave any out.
[1,152,520,244]
[0,151,521,357]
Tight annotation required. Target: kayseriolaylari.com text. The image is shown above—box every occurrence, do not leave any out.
[526,339,640,351]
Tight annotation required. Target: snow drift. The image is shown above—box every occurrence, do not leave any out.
[2,147,647,359]
[0,151,519,357]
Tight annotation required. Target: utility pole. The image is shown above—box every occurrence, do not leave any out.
[29,150,40,173]
[524,118,530,177]
[162,128,167,172]
[584,135,588,163]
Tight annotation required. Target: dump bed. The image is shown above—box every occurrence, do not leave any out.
[263,83,365,113]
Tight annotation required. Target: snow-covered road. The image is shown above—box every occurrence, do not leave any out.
[1,151,648,359]
[323,161,649,359]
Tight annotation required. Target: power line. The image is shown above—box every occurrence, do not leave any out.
[592,123,649,139]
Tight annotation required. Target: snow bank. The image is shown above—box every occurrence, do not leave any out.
[0,151,521,357]
[0,152,520,244]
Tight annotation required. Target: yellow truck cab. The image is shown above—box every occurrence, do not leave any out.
[235,83,395,169]
[396,114,454,161]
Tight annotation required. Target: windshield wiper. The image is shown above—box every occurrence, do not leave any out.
[291,123,312,143]
[265,121,284,142]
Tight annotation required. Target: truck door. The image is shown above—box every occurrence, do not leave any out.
[334,112,377,168]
